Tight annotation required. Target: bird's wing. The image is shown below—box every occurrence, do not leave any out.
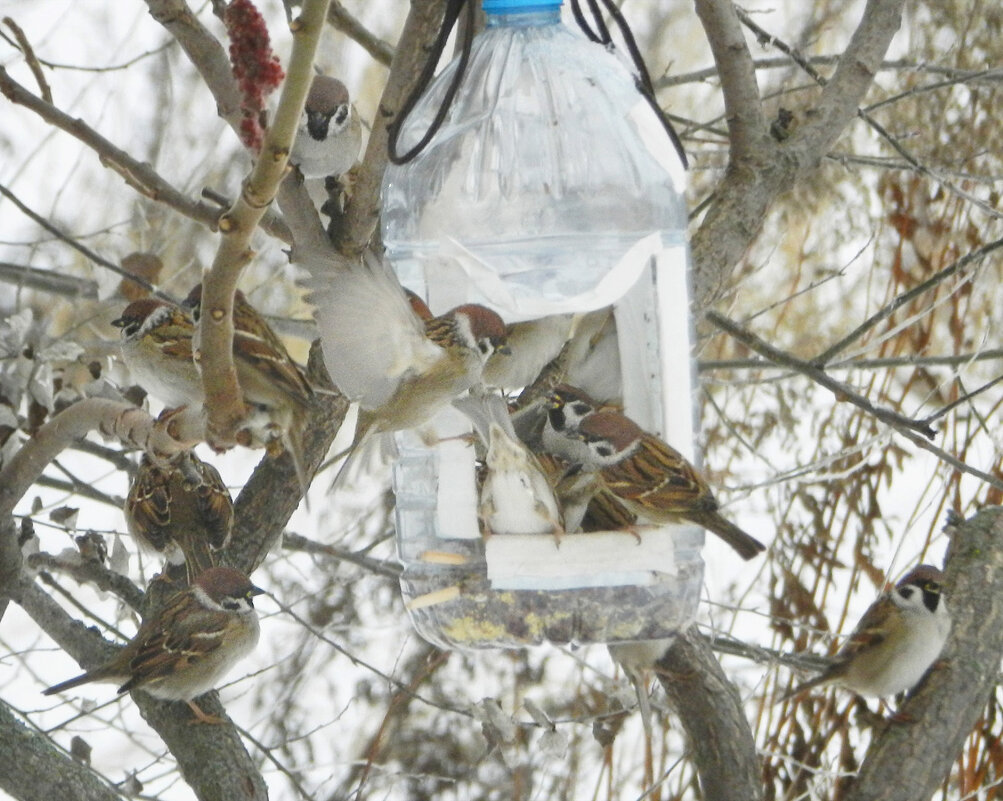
[232,328,313,407]
[604,437,708,512]
[836,594,895,660]
[118,594,229,690]
[302,248,444,408]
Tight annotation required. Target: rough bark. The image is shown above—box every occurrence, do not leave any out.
[656,628,763,801]
[690,0,907,309]
[0,700,123,801]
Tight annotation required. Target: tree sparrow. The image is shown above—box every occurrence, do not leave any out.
[125,451,234,582]
[784,564,950,699]
[304,249,509,443]
[541,384,607,463]
[290,75,361,179]
[456,391,563,538]
[183,284,315,490]
[112,298,202,409]
[43,567,264,724]
[569,410,767,560]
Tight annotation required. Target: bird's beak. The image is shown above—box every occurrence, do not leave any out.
[495,342,511,356]
[111,316,128,328]
[250,585,266,597]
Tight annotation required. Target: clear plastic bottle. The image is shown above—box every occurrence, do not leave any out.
[382,0,704,650]
[382,0,688,322]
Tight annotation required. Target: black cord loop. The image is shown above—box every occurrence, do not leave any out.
[387,0,687,169]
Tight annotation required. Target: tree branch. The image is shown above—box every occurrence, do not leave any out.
[327,1,394,66]
[656,627,763,801]
[337,0,447,252]
[198,0,331,448]
[689,0,908,308]
[0,67,228,235]
[844,508,1003,801]
[0,400,201,522]
[707,310,1003,491]
[0,699,123,801]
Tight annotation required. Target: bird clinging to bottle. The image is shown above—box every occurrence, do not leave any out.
[304,249,509,447]
[784,564,950,700]
[567,410,767,560]
[43,567,264,724]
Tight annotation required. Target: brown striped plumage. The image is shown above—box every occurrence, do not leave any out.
[125,451,234,583]
[183,284,314,492]
[43,567,263,723]
[575,411,766,560]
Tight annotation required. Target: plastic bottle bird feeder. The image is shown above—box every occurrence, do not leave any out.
[381,0,704,649]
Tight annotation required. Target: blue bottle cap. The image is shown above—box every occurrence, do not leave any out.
[482,0,562,12]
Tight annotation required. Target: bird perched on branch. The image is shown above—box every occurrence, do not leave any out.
[784,564,950,700]
[182,284,315,493]
[125,451,233,582]
[43,567,264,724]
[290,75,361,180]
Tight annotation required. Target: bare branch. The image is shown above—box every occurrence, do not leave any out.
[198,0,331,448]
[656,628,763,801]
[0,400,202,520]
[812,236,1003,365]
[693,0,770,164]
[707,311,1003,491]
[690,0,908,308]
[0,67,227,234]
[338,0,447,252]
[0,261,98,299]
[327,1,394,66]
[0,699,123,801]
[144,0,243,131]
[707,311,936,438]
[0,182,158,297]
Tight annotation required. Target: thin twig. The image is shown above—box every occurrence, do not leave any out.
[707,311,936,439]
[699,348,1003,373]
[0,262,99,298]
[282,532,402,579]
[0,68,236,238]
[26,553,144,612]
[327,1,394,66]
[0,182,157,297]
[708,311,1003,491]
[812,236,1003,365]
[2,18,51,102]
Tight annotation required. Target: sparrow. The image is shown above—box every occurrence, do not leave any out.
[183,284,315,491]
[456,391,563,538]
[304,249,509,446]
[569,410,767,560]
[784,564,950,700]
[541,384,607,463]
[43,566,264,724]
[112,298,202,409]
[125,451,234,582]
[290,75,361,179]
